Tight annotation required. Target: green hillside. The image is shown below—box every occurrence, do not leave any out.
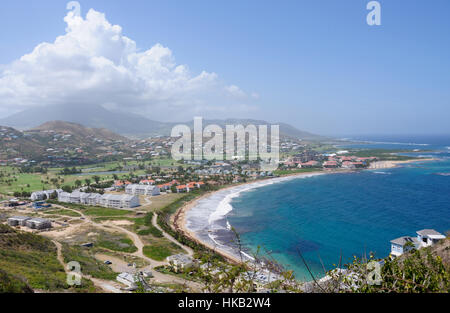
[0,224,95,292]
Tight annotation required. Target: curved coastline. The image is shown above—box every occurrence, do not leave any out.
[173,170,336,264]
[172,158,438,266]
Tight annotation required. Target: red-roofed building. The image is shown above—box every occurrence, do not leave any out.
[176,185,188,193]
[298,160,320,168]
[323,161,338,168]
[140,179,155,185]
[341,161,355,169]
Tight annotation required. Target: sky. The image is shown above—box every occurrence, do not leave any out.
[0,0,449,136]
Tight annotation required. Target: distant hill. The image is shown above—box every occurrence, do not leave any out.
[0,126,46,160]
[0,122,131,161]
[0,104,167,138]
[0,104,325,140]
[31,121,128,142]
[197,119,324,141]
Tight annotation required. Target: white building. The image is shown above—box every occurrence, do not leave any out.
[99,194,140,209]
[8,216,51,230]
[390,229,446,257]
[416,229,446,247]
[166,254,195,272]
[58,192,71,203]
[390,236,420,257]
[8,216,31,226]
[30,189,62,201]
[125,184,160,196]
[116,272,138,289]
[58,191,140,209]
[25,217,52,230]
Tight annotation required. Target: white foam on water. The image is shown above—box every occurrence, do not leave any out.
[185,173,325,260]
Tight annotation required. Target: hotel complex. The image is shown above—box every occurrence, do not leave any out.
[58,191,140,209]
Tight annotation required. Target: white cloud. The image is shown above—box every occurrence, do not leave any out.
[0,9,258,121]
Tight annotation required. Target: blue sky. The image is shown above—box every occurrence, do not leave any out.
[0,0,449,136]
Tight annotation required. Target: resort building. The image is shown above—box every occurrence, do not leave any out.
[323,161,338,168]
[30,189,62,201]
[139,179,155,185]
[99,194,140,209]
[390,229,446,257]
[57,192,71,203]
[125,184,160,196]
[58,191,140,209]
[298,160,320,168]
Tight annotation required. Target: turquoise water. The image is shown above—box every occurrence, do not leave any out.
[228,136,450,281]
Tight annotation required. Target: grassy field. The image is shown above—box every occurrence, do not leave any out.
[83,207,133,217]
[140,193,185,212]
[0,157,191,196]
[43,209,81,217]
[134,212,163,237]
[97,235,138,253]
[143,244,178,261]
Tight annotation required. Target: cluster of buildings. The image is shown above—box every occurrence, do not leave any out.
[390,229,446,257]
[174,182,205,193]
[285,153,378,169]
[58,191,140,209]
[7,216,52,230]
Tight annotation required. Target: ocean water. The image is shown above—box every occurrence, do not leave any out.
[226,135,450,281]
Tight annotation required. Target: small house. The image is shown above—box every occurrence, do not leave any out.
[416,229,446,247]
[390,236,420,257]
[166,254,195,272]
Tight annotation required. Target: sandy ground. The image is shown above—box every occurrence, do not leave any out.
[368,158,435,169]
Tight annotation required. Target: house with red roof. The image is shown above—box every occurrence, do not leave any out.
[323,161,338,168]
[298,160,320,168]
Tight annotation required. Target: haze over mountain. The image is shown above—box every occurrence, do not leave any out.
[0,104,324,140]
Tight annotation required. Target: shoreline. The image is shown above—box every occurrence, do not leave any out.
[172,158,437,266]
[368,158,435,169]
[172,169,350,264]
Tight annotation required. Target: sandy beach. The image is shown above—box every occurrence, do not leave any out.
[172,169,347,264]
[172,157,438,265]
[368,158,435,169]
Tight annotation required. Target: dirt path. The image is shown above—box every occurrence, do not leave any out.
[152,213,194,257]
[52,240,124,293]
[47,205,203,291]
[100,222,202,290]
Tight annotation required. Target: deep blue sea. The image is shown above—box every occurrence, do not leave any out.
[228,135,450,281]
